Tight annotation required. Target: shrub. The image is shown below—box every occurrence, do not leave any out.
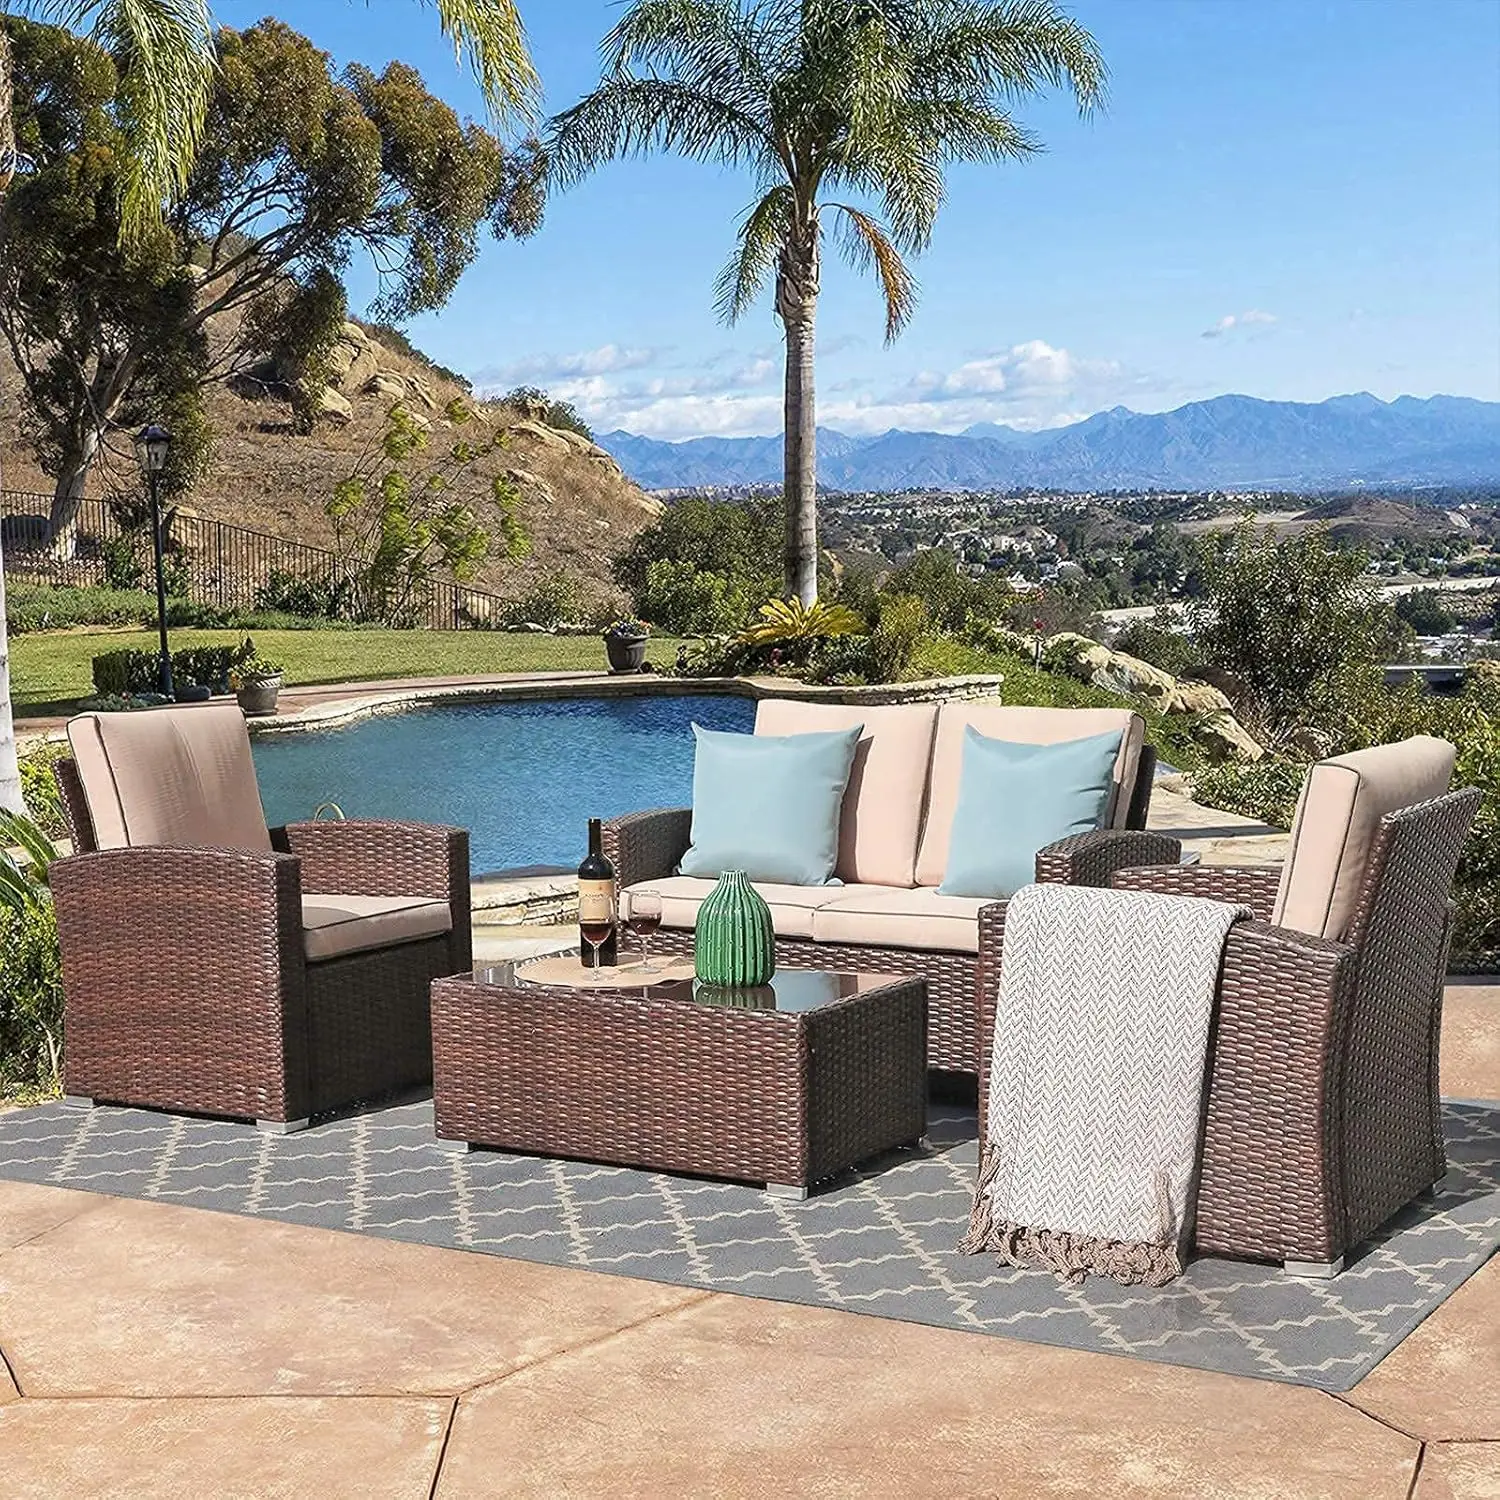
[0,901,63,1097]
[100,534,146,591]
[499,571,590,630]
[173,645,235,691]
[884,550,1015,633]
[92,645,236,695]
[252,568,344,619]
[499,385,592,439]
[0,814,63,1097]
[636,558,759,637]
[1187,759,1305,830]
[92,648,158,696]
[18,742,69,840]
[5,582,161,634]
[1189,522,1401,737]
[1112,613,1201,679]
[613,497,783,630]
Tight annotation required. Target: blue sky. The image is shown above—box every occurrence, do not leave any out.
[215,0,1500,439]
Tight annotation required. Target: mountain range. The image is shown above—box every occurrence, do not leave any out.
[597,392,1500,493]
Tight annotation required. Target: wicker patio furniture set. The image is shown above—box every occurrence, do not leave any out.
[45,698,1477,1277]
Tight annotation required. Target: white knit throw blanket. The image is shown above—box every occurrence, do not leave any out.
[962,883,1248,1286]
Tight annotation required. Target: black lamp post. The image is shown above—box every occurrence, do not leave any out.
[133,423,175,700]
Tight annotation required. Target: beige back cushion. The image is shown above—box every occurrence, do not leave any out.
[914,703,1145,887]
[67,705,271,852]
[754,699,938,887]
[1272,735,1455,941]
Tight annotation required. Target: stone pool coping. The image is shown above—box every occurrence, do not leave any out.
[16,669,1007,747]
[241,669,1011,736]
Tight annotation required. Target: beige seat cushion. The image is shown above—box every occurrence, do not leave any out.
[67,704,271,852]
[811,885,991,955]
[621,876,873,940]
[302,894,453,962]
[754,699,938,888]
[914,703,1145,887]
[1272,735,1456,941]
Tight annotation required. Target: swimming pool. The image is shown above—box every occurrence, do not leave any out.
[250,694,754,875]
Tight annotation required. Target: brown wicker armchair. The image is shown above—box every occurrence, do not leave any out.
[49,706,470,1132]
[976,737,1479,1275]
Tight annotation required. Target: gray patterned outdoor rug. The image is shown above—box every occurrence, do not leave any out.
[0,1097,1495,1393]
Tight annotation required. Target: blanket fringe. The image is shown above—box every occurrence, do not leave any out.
[960,1144,1182,1288]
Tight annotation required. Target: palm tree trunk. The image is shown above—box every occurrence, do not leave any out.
[0,22,14,195]
[0,537,19,814]
[0,26,22,813]
[776,228,820,606]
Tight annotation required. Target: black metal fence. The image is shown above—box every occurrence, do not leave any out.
[0,490,510,630]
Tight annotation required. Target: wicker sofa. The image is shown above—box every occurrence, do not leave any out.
[977,735,1478,1274]
[49,704,471,1132]
[605,697,1180,1073]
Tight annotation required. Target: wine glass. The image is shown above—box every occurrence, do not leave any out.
[579,917,614,972]
[628,889,663,972]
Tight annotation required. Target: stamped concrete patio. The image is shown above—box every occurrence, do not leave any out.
[0,980,1494,1498]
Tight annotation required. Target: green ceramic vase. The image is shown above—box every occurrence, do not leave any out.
[694,870,776,987]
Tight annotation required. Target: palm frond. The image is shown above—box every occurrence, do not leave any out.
[76,0,216,243]
[713,184,793,323]
[829,202,917,341]
[605,0,771,105]
[547,77,773,186]
[417,0,540,126]
[737,595,866,645]
[916,0,1108,116]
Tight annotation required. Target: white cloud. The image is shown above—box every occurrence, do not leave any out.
[474,344,659,386]
[907,340,1098,400]
[1202,310,1278,339]
[480,335,1165,441]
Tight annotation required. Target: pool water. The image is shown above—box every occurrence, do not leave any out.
[250,694,754,875]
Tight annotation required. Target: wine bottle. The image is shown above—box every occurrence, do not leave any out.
[577,817,618,966]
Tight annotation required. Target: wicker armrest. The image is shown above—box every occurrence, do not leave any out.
[50,845,311,1118]
[1111,862,1283,920]
[50,846,306,1006]
[1034,829,1182,886]
[1196,918,1356,1262]
[272,821,469,906]
[602,807,692,889]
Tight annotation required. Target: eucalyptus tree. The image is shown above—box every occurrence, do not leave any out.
[0,0,536,814]
[548,0,1105,603]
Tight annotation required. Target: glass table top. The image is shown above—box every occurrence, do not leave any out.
[467,960,902,1013]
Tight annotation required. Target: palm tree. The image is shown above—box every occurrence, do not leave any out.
[0,0,538,812]
[548,0,1105,604]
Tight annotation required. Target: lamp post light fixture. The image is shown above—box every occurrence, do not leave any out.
[133,423,175,700]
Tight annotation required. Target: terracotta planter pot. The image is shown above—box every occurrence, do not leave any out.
[603,633,649,673]
[235,673,282,716]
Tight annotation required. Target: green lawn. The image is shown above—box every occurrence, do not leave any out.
[10,628,688,718]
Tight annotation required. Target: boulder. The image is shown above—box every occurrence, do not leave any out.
[1045,632,1178,705]
[507,418,572,451]
[316,386,353,426]
[1191,711,1264,764]
[1166,679,1234,717]
[405,375,440,410]
[363,372,408,401]
[326,322,380,392]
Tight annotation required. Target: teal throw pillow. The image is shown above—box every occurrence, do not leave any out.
[938,725,1124,899]
[679,723,862,886]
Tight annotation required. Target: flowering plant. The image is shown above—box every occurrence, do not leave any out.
[603,617,650,639]
[228,637,285,686]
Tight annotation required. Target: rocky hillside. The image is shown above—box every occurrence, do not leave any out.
[0,321,663,608]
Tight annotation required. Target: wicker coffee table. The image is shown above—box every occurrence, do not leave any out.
[428,961,927,1197]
